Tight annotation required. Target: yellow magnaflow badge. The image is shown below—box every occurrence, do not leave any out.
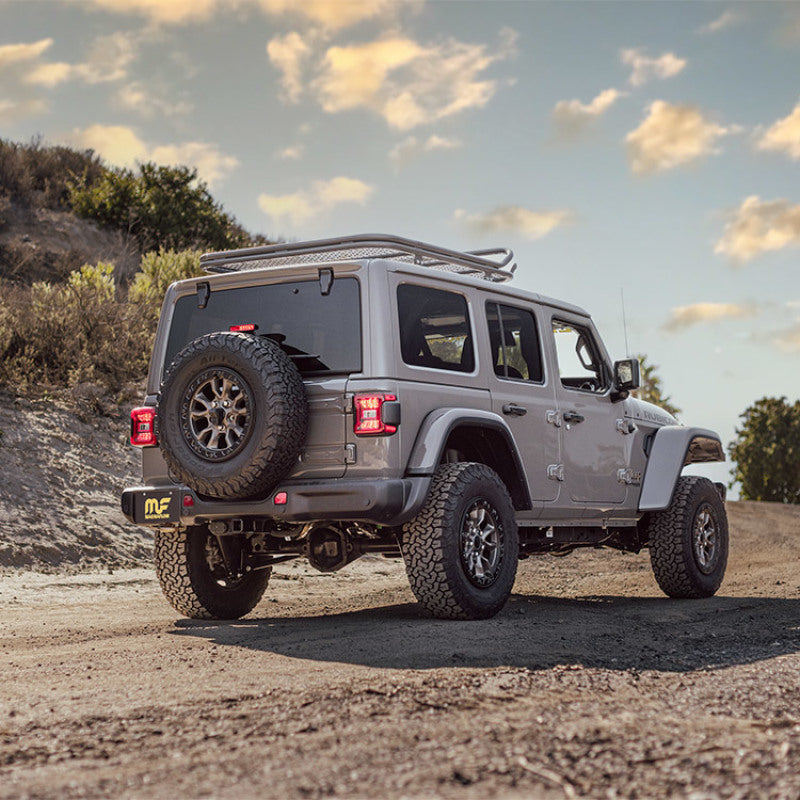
[143,496,173,521]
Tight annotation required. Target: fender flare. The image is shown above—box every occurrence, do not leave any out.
[638,426,725,511]
[405,408,532,509]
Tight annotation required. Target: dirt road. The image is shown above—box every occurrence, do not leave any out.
[1,500,799,799]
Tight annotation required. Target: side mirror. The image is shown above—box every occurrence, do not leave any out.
[612,358,640,400]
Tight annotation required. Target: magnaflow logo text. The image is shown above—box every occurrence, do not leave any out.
[144,497,172,520]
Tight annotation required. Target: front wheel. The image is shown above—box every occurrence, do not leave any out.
[154,527,270,619]
[402,462,519,620]
[645,476,729,598]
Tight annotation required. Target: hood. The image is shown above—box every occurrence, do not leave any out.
[624,396,679,428]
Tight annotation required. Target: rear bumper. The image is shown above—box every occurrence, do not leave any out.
[121,476,430,529]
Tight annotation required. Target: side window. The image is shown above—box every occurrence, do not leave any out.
[486,303,544,382]
[397,284,474,372]
[552,320,607,392]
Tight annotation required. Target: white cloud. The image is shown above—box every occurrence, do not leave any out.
[389,134,461,167]
[0,39,54,69]
[625,101,730,174]
[455,206,572,241]
[696,9,743,35]
[552,88,623,137]
[65,124,238,186]
[258,0,396,31]
[277,144,304,160]
[81,0,218,25]
[298,29,516,130]
[24,62,74,88]
[21,31,140,88]
[116,82,193,117]
[664,302,757,332]
[715,196,800,264]
[621,48,686,87]
[757,101,800,160]
[773,323,800,353]
[258,176,374,226]
[81,0,400,28]
[0,98,48,124]
[267,31,311,103]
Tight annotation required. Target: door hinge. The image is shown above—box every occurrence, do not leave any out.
[616,418,637,435]
[546,410,562,428]
[617,468,641,485]
[547,464,565,482]
[345,444,357,464]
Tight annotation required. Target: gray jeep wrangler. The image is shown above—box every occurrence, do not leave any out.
[122,234,728,621]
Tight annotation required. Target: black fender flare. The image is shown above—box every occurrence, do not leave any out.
[405,408,532,509]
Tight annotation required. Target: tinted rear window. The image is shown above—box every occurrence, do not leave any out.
[164,277,361,376]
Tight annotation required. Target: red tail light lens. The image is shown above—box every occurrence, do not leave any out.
[130,407,157,447]
[354,394,399,436]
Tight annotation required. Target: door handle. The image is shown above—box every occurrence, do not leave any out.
[502,403,527,417]
[562,411,585,424]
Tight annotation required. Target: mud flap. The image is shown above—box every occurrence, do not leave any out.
[121,489,181,525]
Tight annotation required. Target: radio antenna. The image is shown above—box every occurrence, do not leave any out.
[620,287,630,358]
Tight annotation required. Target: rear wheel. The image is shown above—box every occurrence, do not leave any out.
[646,476,729,598]
[402,462,518,620]
[154,527,270,619]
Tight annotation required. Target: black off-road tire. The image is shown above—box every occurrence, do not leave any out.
[645,476,729,599]
[154,527,270,619]
[158,332,308,500]
[401,462,519,620]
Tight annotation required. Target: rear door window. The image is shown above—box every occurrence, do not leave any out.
[397,284,474,373]
[165,277,361,376]
[486,302,544,382]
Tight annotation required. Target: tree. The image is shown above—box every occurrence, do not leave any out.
[69,162,256,253]
[632,354,681,417]
[729,396,800,503]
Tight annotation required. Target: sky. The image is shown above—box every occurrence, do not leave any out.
[1,0,799,491]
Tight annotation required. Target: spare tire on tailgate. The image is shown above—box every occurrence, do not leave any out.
[158,332,308,500]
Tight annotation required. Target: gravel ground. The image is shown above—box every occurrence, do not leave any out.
[1,500,799,799]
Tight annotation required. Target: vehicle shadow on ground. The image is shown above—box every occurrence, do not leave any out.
[172,593,800,673]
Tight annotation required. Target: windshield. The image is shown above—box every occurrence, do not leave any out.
[164,277,362,377]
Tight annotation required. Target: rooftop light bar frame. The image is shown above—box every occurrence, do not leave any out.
[201,233,517,283]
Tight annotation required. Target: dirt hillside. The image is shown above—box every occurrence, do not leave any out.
[0,200,140,284]
[0,390,150,570]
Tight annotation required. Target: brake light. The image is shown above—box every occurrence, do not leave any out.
[130,407,157,447]
[354,394,399,436]
[230,323,258,332]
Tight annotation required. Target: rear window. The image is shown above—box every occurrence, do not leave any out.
[164,277,361,376]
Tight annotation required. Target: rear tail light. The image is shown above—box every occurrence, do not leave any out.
[130,407,157,447]
[353,394,399,436]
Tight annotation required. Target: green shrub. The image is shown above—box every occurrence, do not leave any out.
[0,137,105,210]
[0,262,152,393]
[129,249,204,318]
[69,162,256,253]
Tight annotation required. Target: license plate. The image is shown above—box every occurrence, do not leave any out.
[136,491,180,524]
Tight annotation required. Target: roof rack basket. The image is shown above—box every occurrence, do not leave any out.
[201,233,516,283]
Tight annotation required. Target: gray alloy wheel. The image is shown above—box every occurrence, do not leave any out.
[402,462,518,620]
[183,367,253,461]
